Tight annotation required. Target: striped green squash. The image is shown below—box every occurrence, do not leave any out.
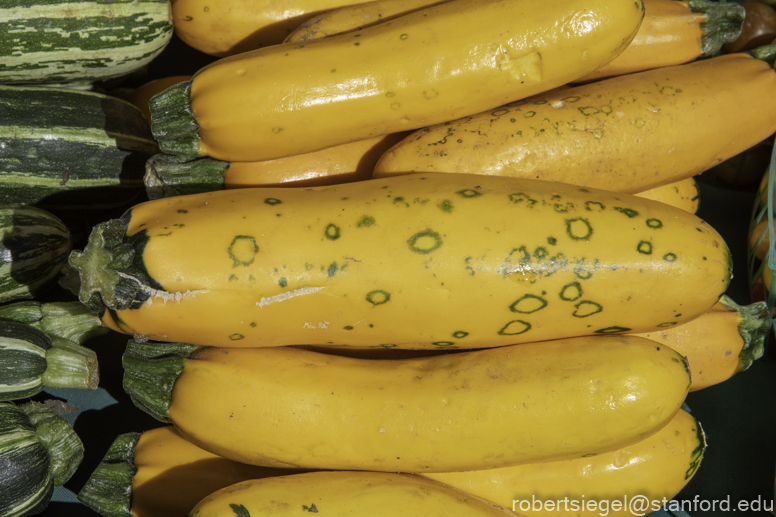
[0,0,172,84]
[0,206,70,303]
[0,401,83,517]
[0,86,158,209]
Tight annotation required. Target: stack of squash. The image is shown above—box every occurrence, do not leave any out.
[0,0,774,516]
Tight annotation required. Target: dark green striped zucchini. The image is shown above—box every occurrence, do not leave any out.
[0,206,70,303]
[0,401,83,517]
[0,0,173,84]
[0,86,158,209]
[0,320,99,401]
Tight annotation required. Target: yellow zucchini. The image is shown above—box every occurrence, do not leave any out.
[78,426,304,517]
[575,0,745,83]
[373,48,776,194]
[634,295,769,391]
[122,335,691,472]
[284,0,451,44]
[68,174,731,349]
[635,177,700,213]
[79,409,703,517]
[171,0,366,57]
[190,472,515,516]
[425,409,704,517]
[150,0,645,162]
[144,132,409,198]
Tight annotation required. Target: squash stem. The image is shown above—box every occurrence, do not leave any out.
[0,301,108,345]
[42,337,99,391]
[122,340,198,422]
[148,81,202,158]
[748,44,776,67]
[718,295,771,371]
[20,401,84,486]
[688,0,745,58]
[145,154,229,199]
[77,432,140,517]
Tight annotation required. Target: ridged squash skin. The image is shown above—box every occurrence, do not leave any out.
[172,0,366,57]
[126,335,691,472]
[0,0,172,84]
[189,472,515,516]
[151,0,645,162]
[69,174,732,349]
[425,409,704,517]
[373,51,776,194]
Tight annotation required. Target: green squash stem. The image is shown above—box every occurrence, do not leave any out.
[148,81,202,158]
[145,154,229,199]
[19,401,84,486]
[688,0,746,57]
[42,337,99,391]
[748,44,776,67]
[77,433,140,517]
[0,300,107,345]
[122,340,198,422]
[718,295,771,371]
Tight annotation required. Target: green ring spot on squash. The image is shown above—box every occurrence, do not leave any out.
[325,224,341,240]
[452,331,468,338]
[646,218,663,229]
[560,281,583,301]
[533,247,548,259]
[664,252,677,262]
[637,241,653,254]
[380,343,397,348]
[614,207,638,218]
[343,325,354,330]
[547,236,557,245]
[594,326,631,333]
[438,199,454,212]
[366,290,391,306]
[573,300,603,318]
[585,201,605,212]
[177,209,188,214]
[407,229,442,254]
[433,341,455,347]
[498,320,531,336]
[565,218,593,240]
[264,198,282,205]
[229,333,244,340]
[278,277,287,287]
[509,192,537,207]
[509,294,547,314]
[573,263,594,280]
[227,235,258,267]
[357,215,375,227]
[657,322,678,327]
[491,108,509,116]
[456,189,482,198]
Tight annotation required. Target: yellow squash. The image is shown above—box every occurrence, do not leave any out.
[284,0,452,43]
[635,177,700,214]
[575,0,745,82]
[171,0,366,57]
[373,49,776,194]
[122,335,691,472]
[78,426,305,517]
[68,174,731,349]
[150,0,645,162]
[143,132,409,198]
[189,472,515,516]
[634,295,769,391]
[425,409,704,517]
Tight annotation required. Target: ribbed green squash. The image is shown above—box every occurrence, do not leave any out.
[0,206,71,303]
[0,0,173,84]
[0,401,83,517]
[0,86,158,209]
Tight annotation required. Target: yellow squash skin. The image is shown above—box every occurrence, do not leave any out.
[171,0,366,57]
[165,336,690,472]
[131,427,302,517]
[634,297,768,391]
[284,0,451,44]
[425,409,704,517]
[189,472,515,517]
[373,52,776,194]
[185,0,644,162]
[576,0,731,82]
[635,177,700,214]
[224,132,409,188]
[75,174,733,349]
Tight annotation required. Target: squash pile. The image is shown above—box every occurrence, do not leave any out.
[0,0,773,516]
